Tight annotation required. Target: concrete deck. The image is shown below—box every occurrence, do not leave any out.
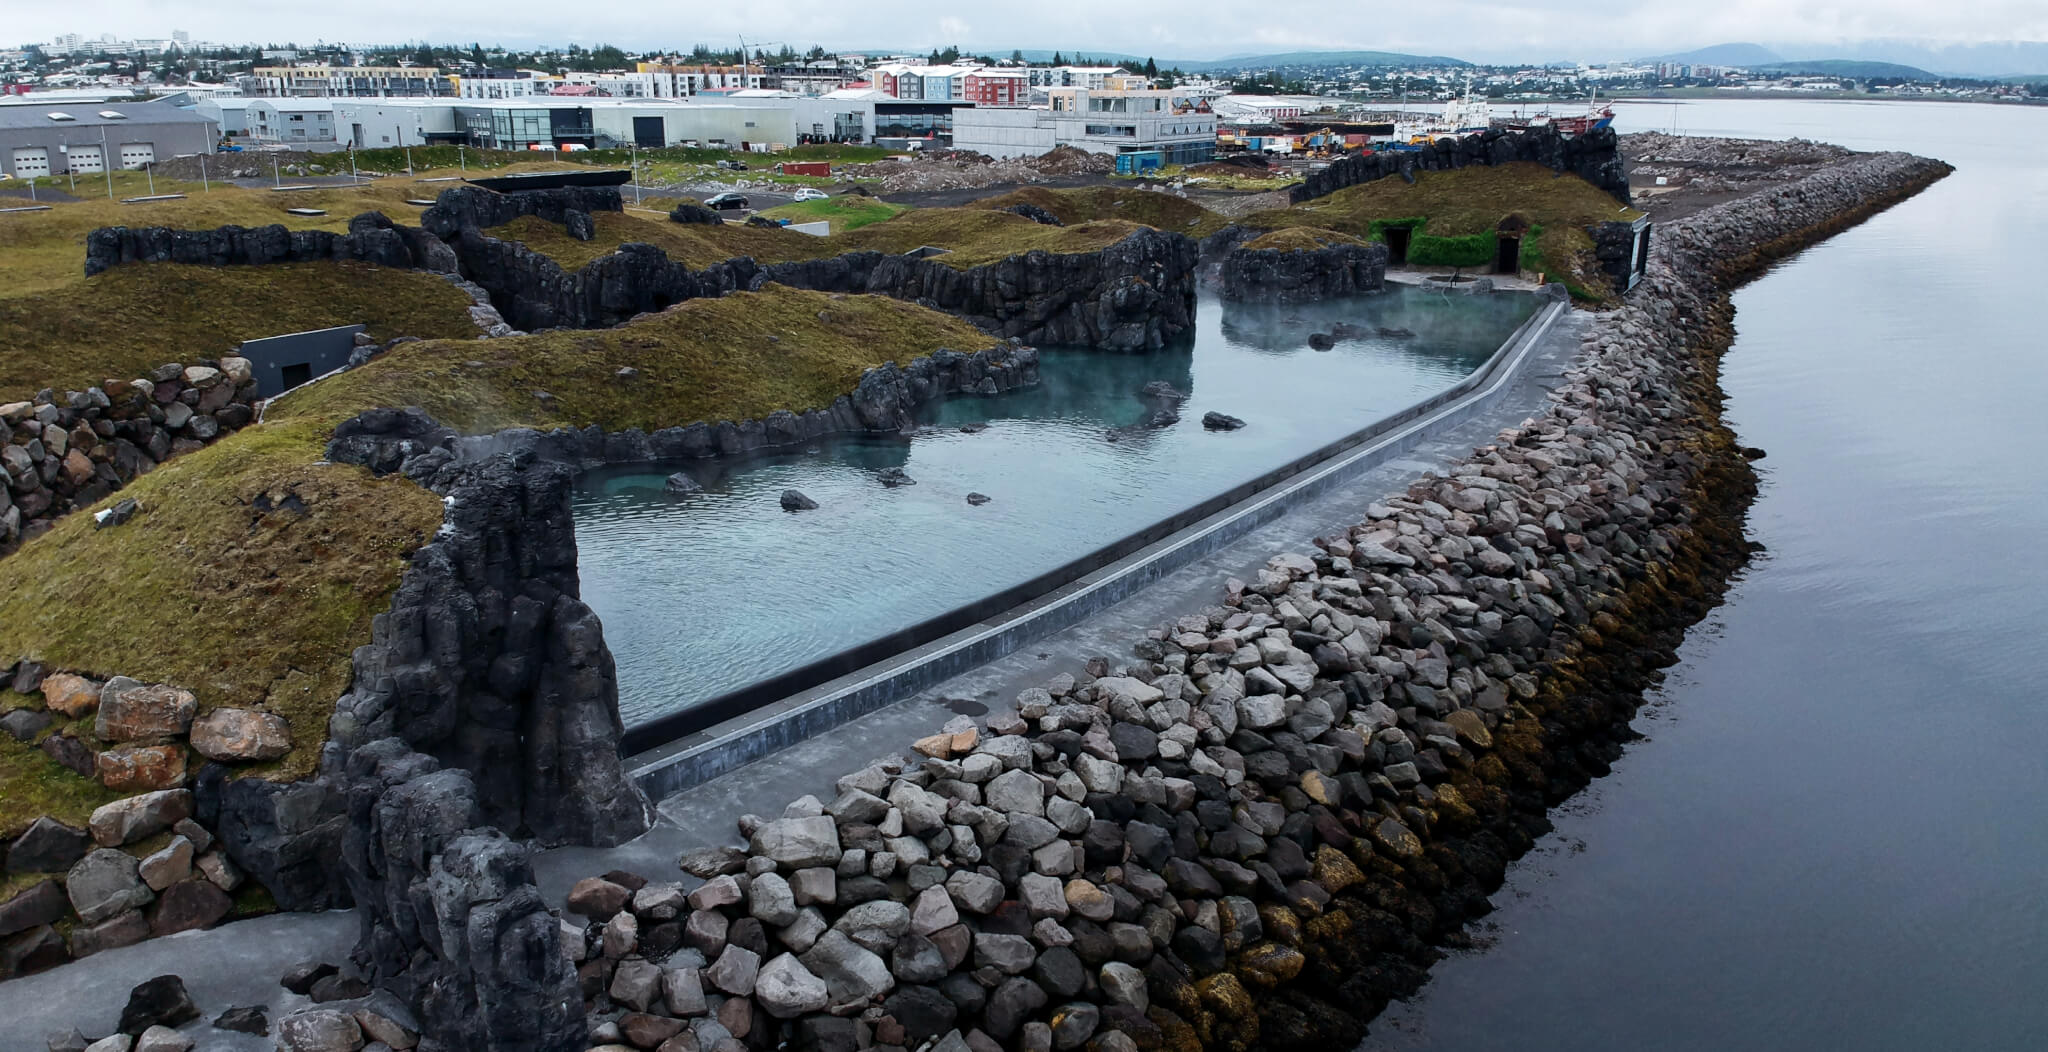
[0,304,1590,1050]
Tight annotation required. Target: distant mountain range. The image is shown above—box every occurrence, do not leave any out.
[900,48,1471,72]
[1648,41,2048,78]
[1176,50,1472,72]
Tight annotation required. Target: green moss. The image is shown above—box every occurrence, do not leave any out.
[0,417,445,783]
[1,689,42,713]
[271,285,999,435]
[0,261,480,401]
[0,732,122,841]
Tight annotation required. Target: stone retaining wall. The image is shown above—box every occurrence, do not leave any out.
[1214,243,1389,302]
[85,184,1200,353]
[1,358,263,555]
[535,149,1950,1052]
[1290,126,1629,206]
[83,212,458,278]
[451,225,1198,352]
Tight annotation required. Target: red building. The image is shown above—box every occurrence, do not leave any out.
[962,70,1027,107]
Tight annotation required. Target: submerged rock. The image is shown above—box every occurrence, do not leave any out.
[877,467,916,487]
[780,490,820,512]
[1202,412,1247,431]
[664,472,704,495]
[966,493,992,506]
[1307,332,1336,350]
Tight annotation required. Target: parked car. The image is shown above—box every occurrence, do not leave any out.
[704,192,750,211]
[791,188,828,202]
[716,159,749,171]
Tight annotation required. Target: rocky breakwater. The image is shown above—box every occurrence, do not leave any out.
[1213,242,1389,303]
[1290,126,1629,206]
[546,148,1950,1052]
[1,358,261,555]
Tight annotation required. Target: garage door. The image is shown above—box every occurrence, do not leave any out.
[67,145,104,174]
[9,147,50,178]
[118,143,155,169]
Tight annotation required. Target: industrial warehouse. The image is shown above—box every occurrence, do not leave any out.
[0,101,215,178]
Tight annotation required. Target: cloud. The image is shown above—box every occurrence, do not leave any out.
[9,0,2046,61]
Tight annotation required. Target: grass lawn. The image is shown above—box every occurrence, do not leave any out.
[0,261,479,401]
[755,196,909,233]
[0,416,444,786]
[1236,162,1643,300]
[271,284,1001,435]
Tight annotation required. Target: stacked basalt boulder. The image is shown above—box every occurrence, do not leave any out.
[1215,242,1388,303]
[83,212,456,278]
[0,359,261,553]
[553,147,1953,1052]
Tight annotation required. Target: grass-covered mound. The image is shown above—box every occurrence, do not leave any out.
[972,186,1231,237]
[0,262,479,400]
[488,206,1144,273]
[0,417,445,787]
[272,284,999,434]
[1239,162,1643,300]
[486,211,815,271]
[0,172,472,296]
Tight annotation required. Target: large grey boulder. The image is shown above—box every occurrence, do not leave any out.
[66,849,152,925]
[275,1008,362,1052]
[754,953,830,1018]
[749,816,841,868]
[798,930,895,1003]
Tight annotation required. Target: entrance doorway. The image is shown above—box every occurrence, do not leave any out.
[1495,235,1521,275]
[1384,226,1411,265]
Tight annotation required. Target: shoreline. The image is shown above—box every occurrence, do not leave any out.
[524,150,1951,1052]
[0,142,1955,1052]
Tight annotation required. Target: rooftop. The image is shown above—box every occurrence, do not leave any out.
[0,100,217,130]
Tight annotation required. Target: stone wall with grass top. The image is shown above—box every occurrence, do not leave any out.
[0,357,264,556]
[535,147,1951,1052]
[1291,126,1629,207]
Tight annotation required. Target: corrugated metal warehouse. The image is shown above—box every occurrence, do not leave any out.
[0,101,218,178]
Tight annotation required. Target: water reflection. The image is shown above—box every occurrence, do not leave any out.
[575,286,1539,726]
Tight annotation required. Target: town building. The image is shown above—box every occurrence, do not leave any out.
[246,98,336,142]
[633,63,768,97]
[195,96,252,135]
[951,86,1215,166]
[249,65,453,98]
[0,100,217,178]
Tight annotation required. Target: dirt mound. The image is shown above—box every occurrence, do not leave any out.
[840,147,1115,193]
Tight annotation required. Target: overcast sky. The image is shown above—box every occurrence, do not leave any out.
[13,0,2048,63]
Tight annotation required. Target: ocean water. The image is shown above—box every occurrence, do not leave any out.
[571,285,1538,728]
[1358,99,2048,1050]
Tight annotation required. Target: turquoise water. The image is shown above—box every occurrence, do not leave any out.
[573,285,1539,727]
[1359,99,2048,1050]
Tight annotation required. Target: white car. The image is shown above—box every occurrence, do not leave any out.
[790,188,829,201]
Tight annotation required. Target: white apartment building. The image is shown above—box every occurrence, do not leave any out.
[953,86,1215,164]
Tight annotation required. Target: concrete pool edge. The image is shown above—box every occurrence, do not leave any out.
[625,292,1571,798]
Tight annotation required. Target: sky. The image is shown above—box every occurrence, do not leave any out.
[12,0,2048,65]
